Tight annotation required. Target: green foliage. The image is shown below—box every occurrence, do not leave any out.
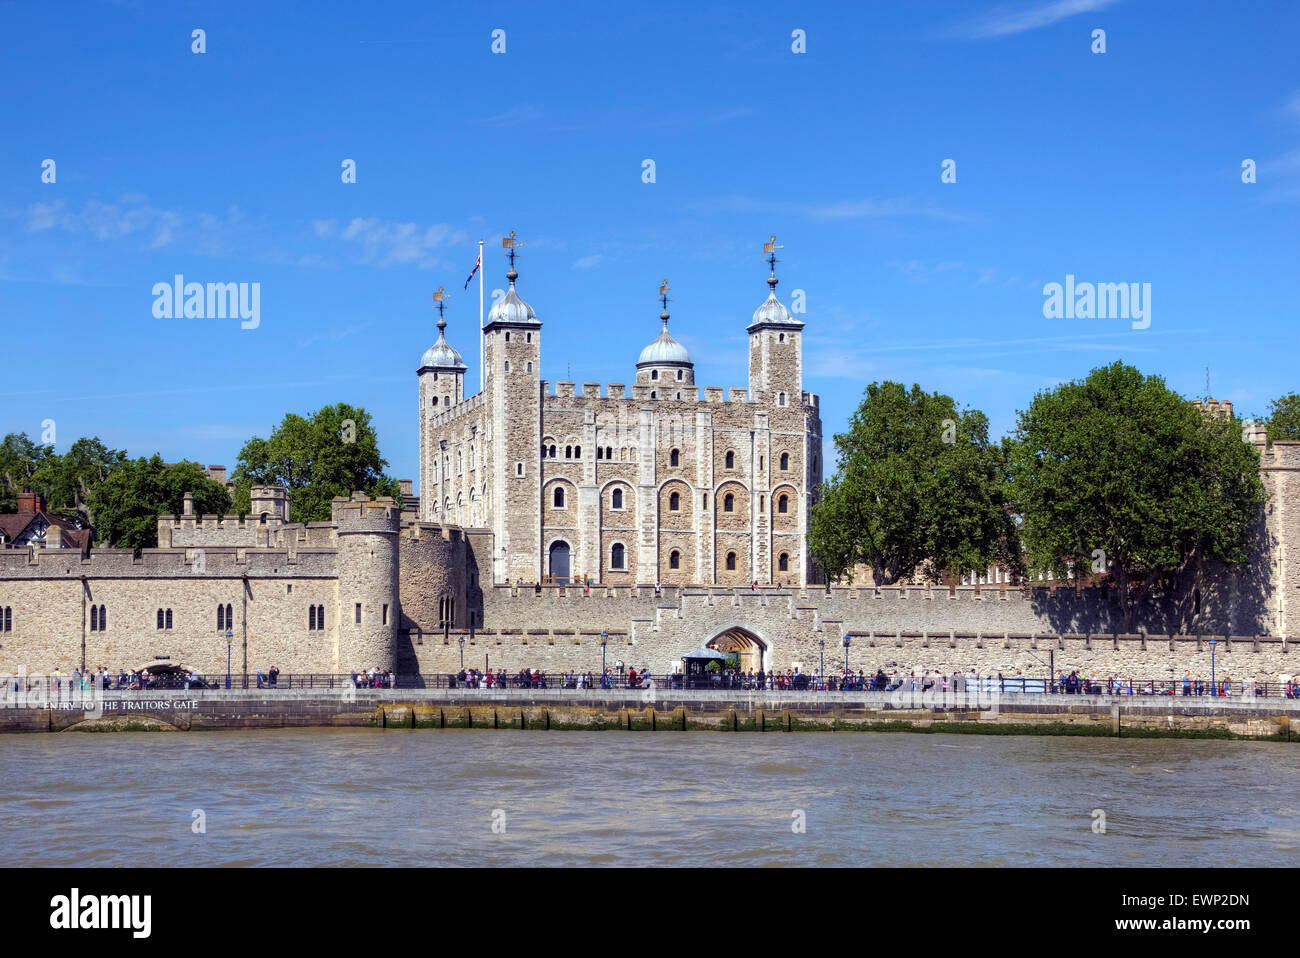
[0,432,55,512]
[30,437,127,526]
[1007,361,1265,623]
[808,381,1018,585]
[87,455,232,551]
[231,403,400,523]
[1263,392,1300,444]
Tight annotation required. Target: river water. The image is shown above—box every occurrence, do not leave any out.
[3,730,1297,867]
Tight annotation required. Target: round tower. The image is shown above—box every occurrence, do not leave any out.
[332,492,401,672]
[635,280,694,392]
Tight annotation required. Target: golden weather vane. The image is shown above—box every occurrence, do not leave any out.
[502,231,524,271]
[432,285,447,320]
[763,234,783,274]
[658,278,671,313]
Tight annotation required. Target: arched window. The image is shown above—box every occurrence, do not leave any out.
[726,552,737,571]
[670,448,680,467]
[226,603,233,629]
[165,609,173,630]
[565,445,572,459]
[779,553,789,572]
[676,392,681,400]
[670,550,680,569]
[759,495,765,513]
[526,362,532,373]
[651,370,659,380]
[778,392,786,406]
[549,445,556,458]
[100,605,107,631]
[157,609,164,630]
[553,487,565,508]
[217,604,225,631]
[596,447,603,460]
[542,443,549,458]
[725,451,735,469]
[309,606,317,631]
[724,493,734,512]
[778,495,789,514]
[669,492,680,511]
[605,446,612,459]
[612,488,623,509]
[676,369,683,380]
[650,391,656,399]
[611,543,625,569]
[505,332,510,342]
[504,361,510,373]
[432,396,439,406]
[779,332,785,343]
[526,333,531,343]
[90,605,98,632]
[780,452,789,471]
[574,446,581,459]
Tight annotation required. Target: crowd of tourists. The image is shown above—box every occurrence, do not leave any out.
[452,667,655,689]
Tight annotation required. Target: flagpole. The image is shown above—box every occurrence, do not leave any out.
[478,238,485,394]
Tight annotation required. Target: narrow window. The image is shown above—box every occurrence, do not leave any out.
[760,495,765,513]
[760,456,764,470]
[779,495,789,514]
[650,391,656,399]
[217,604,225,631]
[527,362,532,373]
[309,606,317,631]
[355,603,362,624]
[90,606,98,632]
[724,493,734,512]
[779,553,789,572]
[565,445,572,459]
[669,492,680,511]
[574,446,581,459]
[316,605,323,629]
[651,370,659,380]
[778,392,786,406]
[606,446,612,459]
[676,369,683,380]
[549,445,556,458]
[676,393,681,400]
[781,452,789,471]
[726,552,736,571]
[100,605,107,631]
[165,609,173,630]
[612,488,623,509]
[382,604,388,626]
[725,451,735,469]
[227,603,233,628]
[670,550,680,570]
[779,333,785,343]
[157,609,164,630]
[504,361,510,373]
[505,332,511,342]
[526,333,531,343]
[703,493,708,508]
[611,543,625,569]
[596,447,603,460]
[554,487,565,508]
[542,443,549,458]
[2,607,8,632]
[516,462,524,476]
[670,448,680,467]
[432,396,439,406]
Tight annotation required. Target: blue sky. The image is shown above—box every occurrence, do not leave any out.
[2,0,1298,492]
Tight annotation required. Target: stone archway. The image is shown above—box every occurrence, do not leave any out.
[709,627,768,673]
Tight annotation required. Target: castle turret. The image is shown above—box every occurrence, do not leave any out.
[418,287,468,522]
[332,492,401,671]
[250,485,289,523]
[635,281,694,397]
[747,236,803,407]
[484,233,542,583]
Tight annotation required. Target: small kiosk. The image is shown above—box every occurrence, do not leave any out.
[681,646,728,689]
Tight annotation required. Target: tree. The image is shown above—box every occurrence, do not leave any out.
[1007,361,1265,628]
[808,381,1017,586]
[30,437,127,528]
[231,403,400,523]
[0,432,54,512]
[88,455,232,551]
[1263,392,1300,443]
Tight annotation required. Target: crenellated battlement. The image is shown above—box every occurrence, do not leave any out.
[427,391,486,430]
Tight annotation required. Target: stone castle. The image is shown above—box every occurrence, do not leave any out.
[2,243,1300,683]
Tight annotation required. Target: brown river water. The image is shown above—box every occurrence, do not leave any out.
[3,730,1298,867]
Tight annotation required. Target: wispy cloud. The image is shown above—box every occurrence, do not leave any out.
[888,259,965,283]
[311,218,467,269]
[692,193,966,223]
[945,0,1121,41]
[572,254,603,269]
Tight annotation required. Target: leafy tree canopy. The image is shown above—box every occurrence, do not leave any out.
[231,403,400,523]
[87,455,232,551]
[1007,361,1265,624]
[1263,392,1300,444]
[808,381,1018,586]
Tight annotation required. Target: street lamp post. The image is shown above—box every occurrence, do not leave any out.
[843,634,850,675]
[601,631,608,680]
[1211,636,1217,696]
[819,639,825,686]
[225,629,232,689]
[458,635,465,670]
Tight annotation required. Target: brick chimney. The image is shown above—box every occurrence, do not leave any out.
[16,489,42,514]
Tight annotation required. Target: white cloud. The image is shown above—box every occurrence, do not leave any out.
[573,254,603,269]
[312,217,467,269]
[947,0,1121,41]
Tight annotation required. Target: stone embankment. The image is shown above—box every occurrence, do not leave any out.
[3,689,1300,739]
